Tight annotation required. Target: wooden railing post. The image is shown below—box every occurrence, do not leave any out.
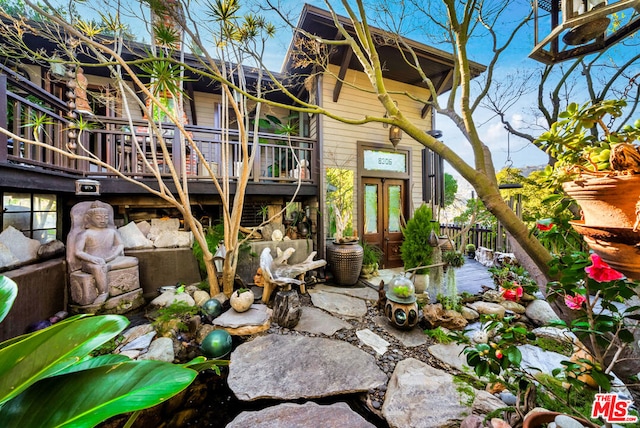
[0,74,7,162]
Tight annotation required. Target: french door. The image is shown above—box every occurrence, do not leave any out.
[362,177,406,268]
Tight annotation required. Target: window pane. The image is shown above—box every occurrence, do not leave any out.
[34,194,57,211]
[34,212,57,229]
[388,185,401,233]
[3,193,31,211]
[364,184,378,234]
[3,212,31,231]
[32,229,56,244]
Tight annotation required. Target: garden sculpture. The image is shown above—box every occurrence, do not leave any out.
[67,201,143,313]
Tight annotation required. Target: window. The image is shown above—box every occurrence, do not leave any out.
[2,193,58,243]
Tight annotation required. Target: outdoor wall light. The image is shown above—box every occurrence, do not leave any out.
[75,179,100,196]
[389,125,403,149]
[213,244,226,273]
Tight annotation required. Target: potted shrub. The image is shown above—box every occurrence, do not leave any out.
[400,204,440,293]
[360,241,383,278]
[465,243,476,259]
[536,100,640,279]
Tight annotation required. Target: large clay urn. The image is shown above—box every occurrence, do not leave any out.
[562,175,640,228]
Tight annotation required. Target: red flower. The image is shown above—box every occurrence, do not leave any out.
[585,254,624,283]
[564,293,587,310]
[495,350,503,359]
[536,219,554,232]
[499,283,523,301]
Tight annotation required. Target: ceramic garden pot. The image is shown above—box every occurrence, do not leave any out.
[326,240,364,286]
[562,175,640,228]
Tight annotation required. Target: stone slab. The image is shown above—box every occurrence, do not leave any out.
[213,304,271,329]
[0,226,40,265]
[294,306,353,335]
[101,288,145,314]
[312,283,378,301]
[382,358,474,428]
[356,328,390,355]
[308,289,368,318]
[226,402,375,428]
[373,316,428,347]
[228,334,387,401]
[428,342,472,374]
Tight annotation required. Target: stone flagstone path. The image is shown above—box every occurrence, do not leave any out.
[225,274,511,427]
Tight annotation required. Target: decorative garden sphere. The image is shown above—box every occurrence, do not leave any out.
[200,329,232,359]
[202,298,223,318]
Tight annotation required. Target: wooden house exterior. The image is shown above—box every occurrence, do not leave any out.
[0,3,484,269]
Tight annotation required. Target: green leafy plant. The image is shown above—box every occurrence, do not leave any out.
[0,276,222,427]
[424,327,453,344]
[392,284,413,298]
[443,251,465,268]
[488,262,538,295]
[536,99,640,189]
[361,240,383,266]
[400,204,440,274]
[546,251,639,393]
[152,301,200,335]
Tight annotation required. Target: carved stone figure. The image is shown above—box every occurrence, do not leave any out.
[67,201,143,313]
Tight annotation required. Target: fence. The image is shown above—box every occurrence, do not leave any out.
[440,223,511,253]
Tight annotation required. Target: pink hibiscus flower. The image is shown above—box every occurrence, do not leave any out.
[565,293,587,310]
[585,254,625,283]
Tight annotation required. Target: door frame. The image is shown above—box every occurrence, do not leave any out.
[357,142,412,267]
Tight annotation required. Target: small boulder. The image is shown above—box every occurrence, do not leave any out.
[500,300,526,314]
[422,304,468,330]
[467,301,506,319]
[150,289,196,308]
[525,299,560,326]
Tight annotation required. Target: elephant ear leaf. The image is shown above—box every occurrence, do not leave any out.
[0,276,18,324]
[0,314,129,405]
[0,360,197,427]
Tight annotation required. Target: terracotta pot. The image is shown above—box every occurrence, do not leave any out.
[563,175,640,228]
[570,221,640,280]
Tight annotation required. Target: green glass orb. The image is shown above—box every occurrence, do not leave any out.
[202,298,223,318]
[394,308,407,325]
[201,329,232,359]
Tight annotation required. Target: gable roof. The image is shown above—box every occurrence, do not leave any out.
[282,4,486,97]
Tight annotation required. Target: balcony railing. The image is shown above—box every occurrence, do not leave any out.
[0,67,316,184]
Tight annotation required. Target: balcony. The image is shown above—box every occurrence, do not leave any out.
[0,68,316,188]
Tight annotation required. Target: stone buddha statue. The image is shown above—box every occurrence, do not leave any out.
[67,201,142,312]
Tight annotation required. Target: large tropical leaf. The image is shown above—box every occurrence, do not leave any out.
[0,360,197,427]
[0,276,18,323]
[0,315,129,404]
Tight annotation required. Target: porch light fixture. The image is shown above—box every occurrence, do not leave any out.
[389,125,403,149]
[383,102,403,149]
[213,244,226,274]
[75,179,100,196]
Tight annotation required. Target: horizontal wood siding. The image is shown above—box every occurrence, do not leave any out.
[321,65,432,232]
